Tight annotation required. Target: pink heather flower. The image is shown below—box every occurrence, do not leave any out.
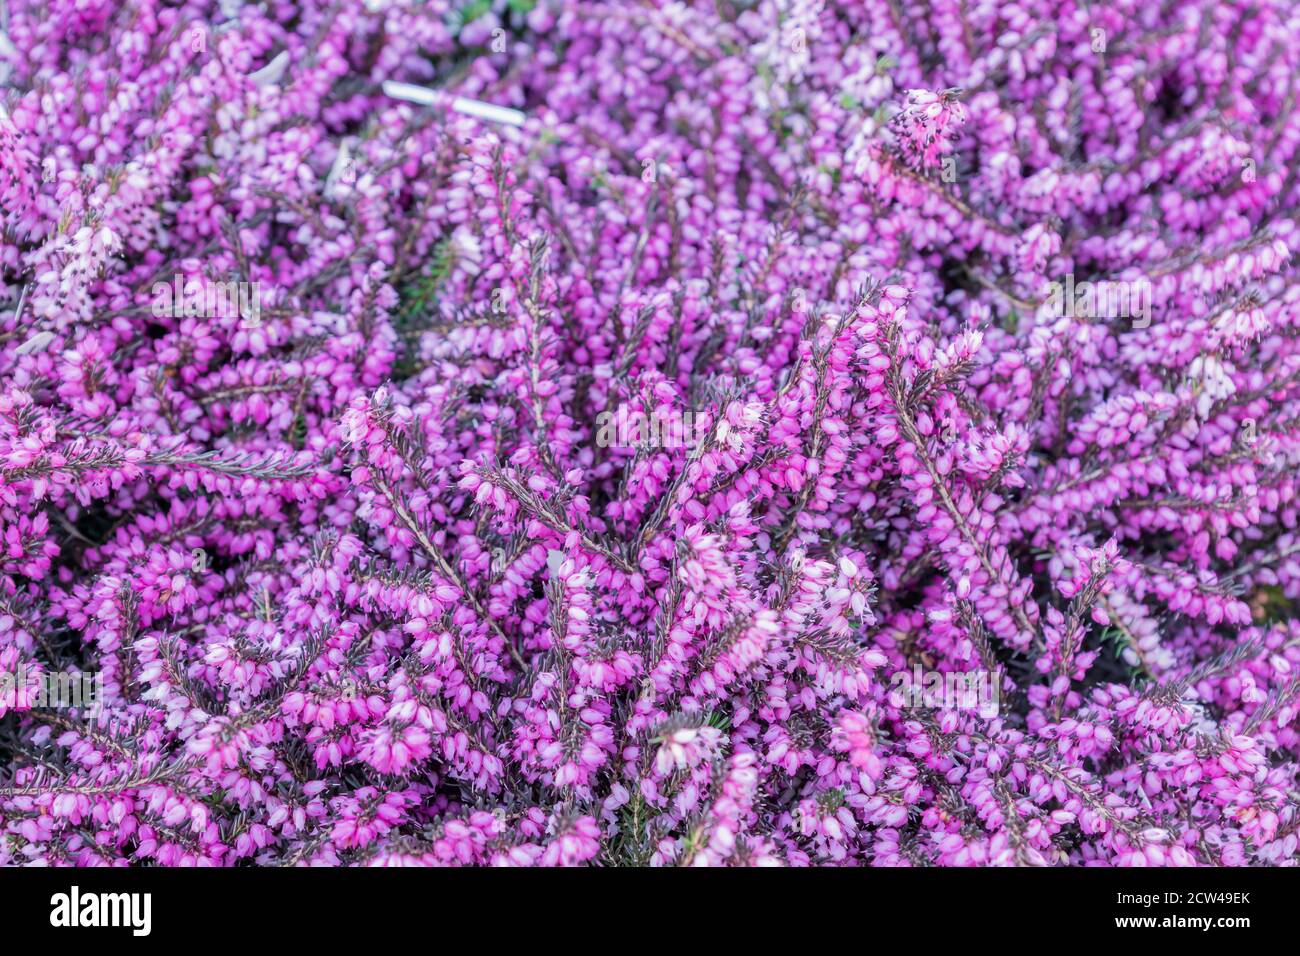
[891,88,968,169]
[0,0,1298,871]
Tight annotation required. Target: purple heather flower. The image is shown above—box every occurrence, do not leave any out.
[0,0,1298,868]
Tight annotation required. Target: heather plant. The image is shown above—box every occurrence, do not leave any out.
[1,0,1299,867]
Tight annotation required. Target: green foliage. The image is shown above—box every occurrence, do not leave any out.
[453,0,492,30]
[392,240,453,380]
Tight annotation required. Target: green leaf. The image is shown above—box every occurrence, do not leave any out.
[455,0,492,28]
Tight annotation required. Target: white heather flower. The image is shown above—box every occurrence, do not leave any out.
[449,225,483,277]
[655,725,722,775]
[1189,355,1236,418]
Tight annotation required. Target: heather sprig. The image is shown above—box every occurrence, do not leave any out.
[2,0,1300,868]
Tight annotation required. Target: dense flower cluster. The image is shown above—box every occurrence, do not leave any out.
[2,0,1300,867]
